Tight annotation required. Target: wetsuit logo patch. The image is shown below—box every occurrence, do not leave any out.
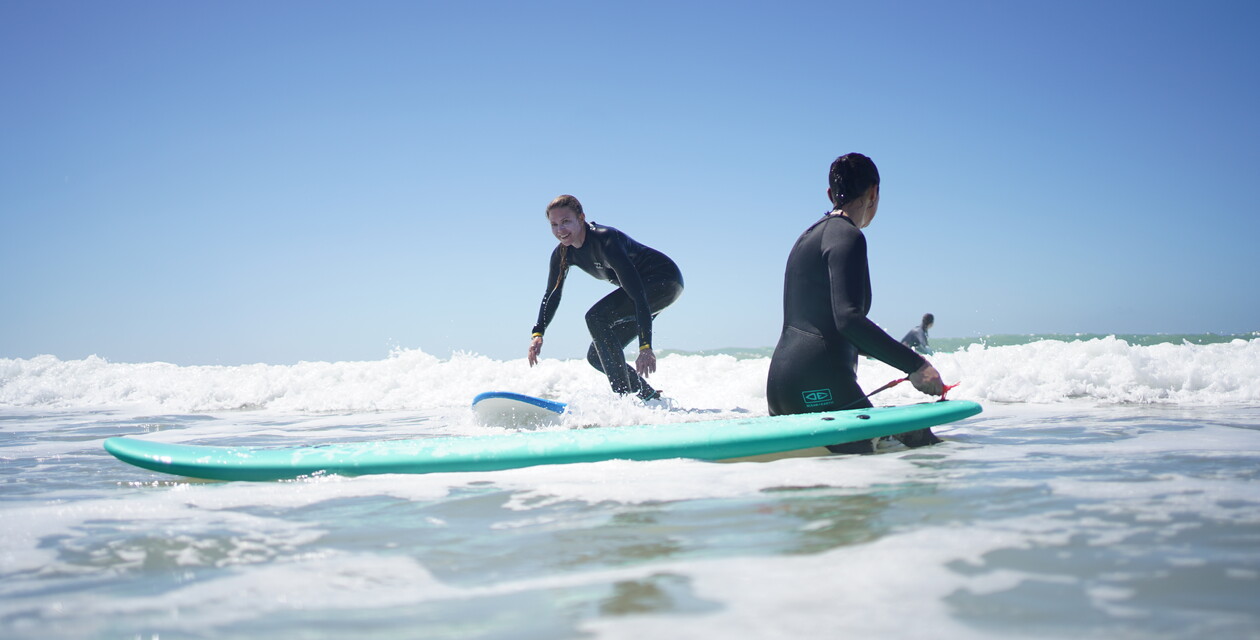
[802,388,833,408]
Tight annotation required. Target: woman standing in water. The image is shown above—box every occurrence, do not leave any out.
[527,195,683,401]
[767,153,945,452]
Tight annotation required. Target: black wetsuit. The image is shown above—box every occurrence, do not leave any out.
[532,222,683,397]
[767,213,927,423]
[901,325,932,354]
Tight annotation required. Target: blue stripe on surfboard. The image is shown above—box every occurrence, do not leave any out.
[472,391,567,414]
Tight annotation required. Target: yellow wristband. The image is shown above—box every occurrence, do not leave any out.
[639,343,651,351]
[531,332,543,338]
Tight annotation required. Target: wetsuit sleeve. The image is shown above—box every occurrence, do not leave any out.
[825,226,927,374]
[603,234,655,349]
[531,246,567,337]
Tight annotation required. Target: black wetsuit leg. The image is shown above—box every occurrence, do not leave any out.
[766,328,876,453]
[585,278,683,397]
[767,328,941,451]
[766,328,867,415]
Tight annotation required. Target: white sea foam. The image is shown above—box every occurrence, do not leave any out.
[2,337,1257,413]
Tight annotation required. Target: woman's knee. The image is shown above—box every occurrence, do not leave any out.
[584,307,609,331]
[586,343,604,370]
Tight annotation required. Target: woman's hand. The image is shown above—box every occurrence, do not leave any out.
[527,336,544,366]
[909,361,944,396]
[635,347,656,377]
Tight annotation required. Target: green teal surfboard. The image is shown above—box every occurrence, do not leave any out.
[103,400,981,481]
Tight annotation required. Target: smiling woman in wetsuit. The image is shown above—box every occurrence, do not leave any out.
[766,153,945,453]
[527,195,683,401]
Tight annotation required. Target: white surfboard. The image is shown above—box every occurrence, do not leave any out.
[471,391,567,428]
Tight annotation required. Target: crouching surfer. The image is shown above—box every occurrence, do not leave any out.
[767,153,945,453]
[527,194,683,401]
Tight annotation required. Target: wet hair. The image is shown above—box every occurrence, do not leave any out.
[546,194,585,218]
[828,153,880,209]
[923,313,934,326]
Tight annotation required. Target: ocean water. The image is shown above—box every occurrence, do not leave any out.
[2,335,1259,639]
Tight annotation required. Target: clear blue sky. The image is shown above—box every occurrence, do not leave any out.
[3,0,1257,365]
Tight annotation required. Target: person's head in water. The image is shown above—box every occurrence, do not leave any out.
[546,194,588,248]
[922,313,935,329]
[828,153,881,227]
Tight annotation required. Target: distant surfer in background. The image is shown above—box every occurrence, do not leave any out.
[901,313,934,355]
[766,153,945,453]
[527,194,684,401]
